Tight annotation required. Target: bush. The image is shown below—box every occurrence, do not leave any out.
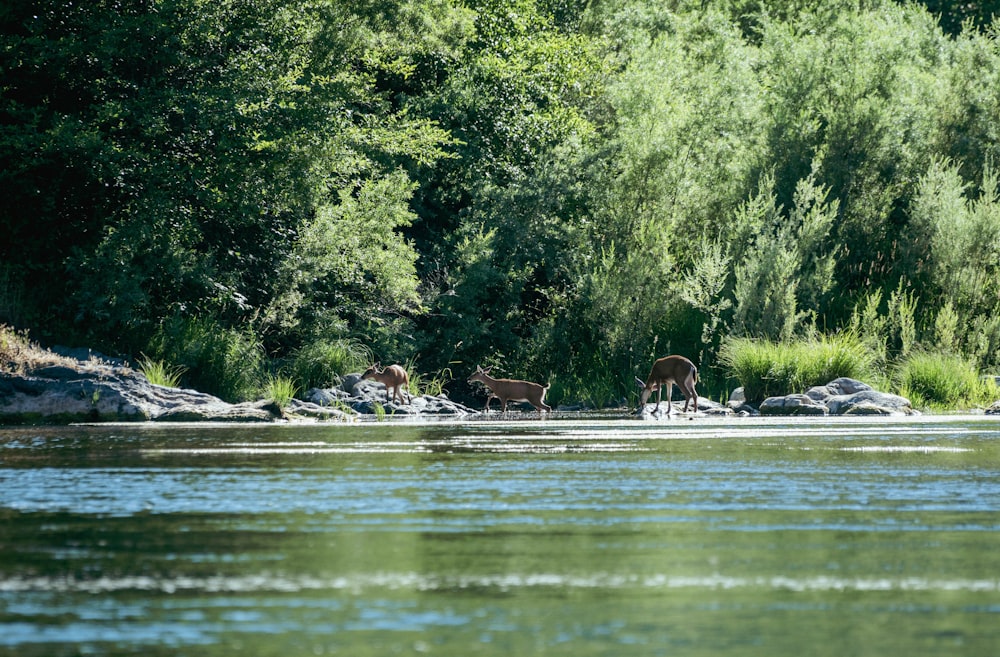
[895,351,997,409]
[290,338,372,390]
[718,333,877,403]
[148,317,265,402]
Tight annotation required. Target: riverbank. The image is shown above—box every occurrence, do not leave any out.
[3,338,999,424]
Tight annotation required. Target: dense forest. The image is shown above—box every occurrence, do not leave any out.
[3,0,1000,407]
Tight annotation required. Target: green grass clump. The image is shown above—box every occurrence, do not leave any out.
[406,358,452,398]
[263,374,298,410]
[718,333,877,404]
[137,354,186,388]
[291,338,372,390]
[895,351,997,410]
[148,316,265,402]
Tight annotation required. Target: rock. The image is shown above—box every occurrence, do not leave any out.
[986,401,1000,415]
[340,373,364,394]
[284,399,353,422]
[805,378,873,403]
[826,390,914,416]
[305,373,476,417]
[0,365,281,423]
[637,397,734,417]
[304,387,352,406]
[760,393,829,416]
[747,379,916,417]
[827,377,874,396]
[155,399,277,423]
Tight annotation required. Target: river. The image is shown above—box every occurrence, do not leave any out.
[1,414,999,656]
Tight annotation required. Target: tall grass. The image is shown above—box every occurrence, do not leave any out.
[291,338,372,390]
[718,332,877,403]
[148,317,265,402]
[0,324,74,374]
[137,354,186,388]
[263,374,298,410]
[895,351,997,409]
[405,357,453,398]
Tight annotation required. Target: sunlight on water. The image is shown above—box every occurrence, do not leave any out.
[3,572,999,594]
[2,415,1000,656]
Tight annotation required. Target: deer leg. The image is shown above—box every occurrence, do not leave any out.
[683,374,698,412]
[665,382,673,415]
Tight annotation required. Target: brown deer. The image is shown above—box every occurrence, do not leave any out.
[467,366,552,413]
[635,355,699,414]
[361,362,410,404]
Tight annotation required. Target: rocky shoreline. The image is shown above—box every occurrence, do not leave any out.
[0,352,478,424]
[2,349,999,424]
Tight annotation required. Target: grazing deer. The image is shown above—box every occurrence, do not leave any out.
[635,355,699,414]
[361,362,410,404]
[467,366,552,413]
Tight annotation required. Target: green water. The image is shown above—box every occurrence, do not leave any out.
[1,415,999,655]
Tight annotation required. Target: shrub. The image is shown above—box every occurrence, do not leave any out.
[148,317,265,402]
[895,351,996,409]
[290,338,372,390]
[0,324,31,373]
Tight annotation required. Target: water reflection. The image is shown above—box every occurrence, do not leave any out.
[1,416,999,656]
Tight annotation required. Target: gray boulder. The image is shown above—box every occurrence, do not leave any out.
[760,393,829,416]
[747,378,916,416]
[826,390,915,416]
[305,374,475,417]
[0,364,279,423]
[805,377,873,402]
[726,386,759,416]
[637,397,734,417]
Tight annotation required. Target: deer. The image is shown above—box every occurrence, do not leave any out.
[361,362,410,404]
[635,355,699,415]
[467,366,552,413]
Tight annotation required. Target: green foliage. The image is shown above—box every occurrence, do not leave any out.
[895,351,997,409]
[266,171,425,346]
[7,0,1000,408]
[137,355,186,389]
[263,374,298,411]
[147,317,264,402]
[729,169,839,340]
[403,357,453,398]
[719,333,877,404]
[679,240,733,347]
[290,338,372,391]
